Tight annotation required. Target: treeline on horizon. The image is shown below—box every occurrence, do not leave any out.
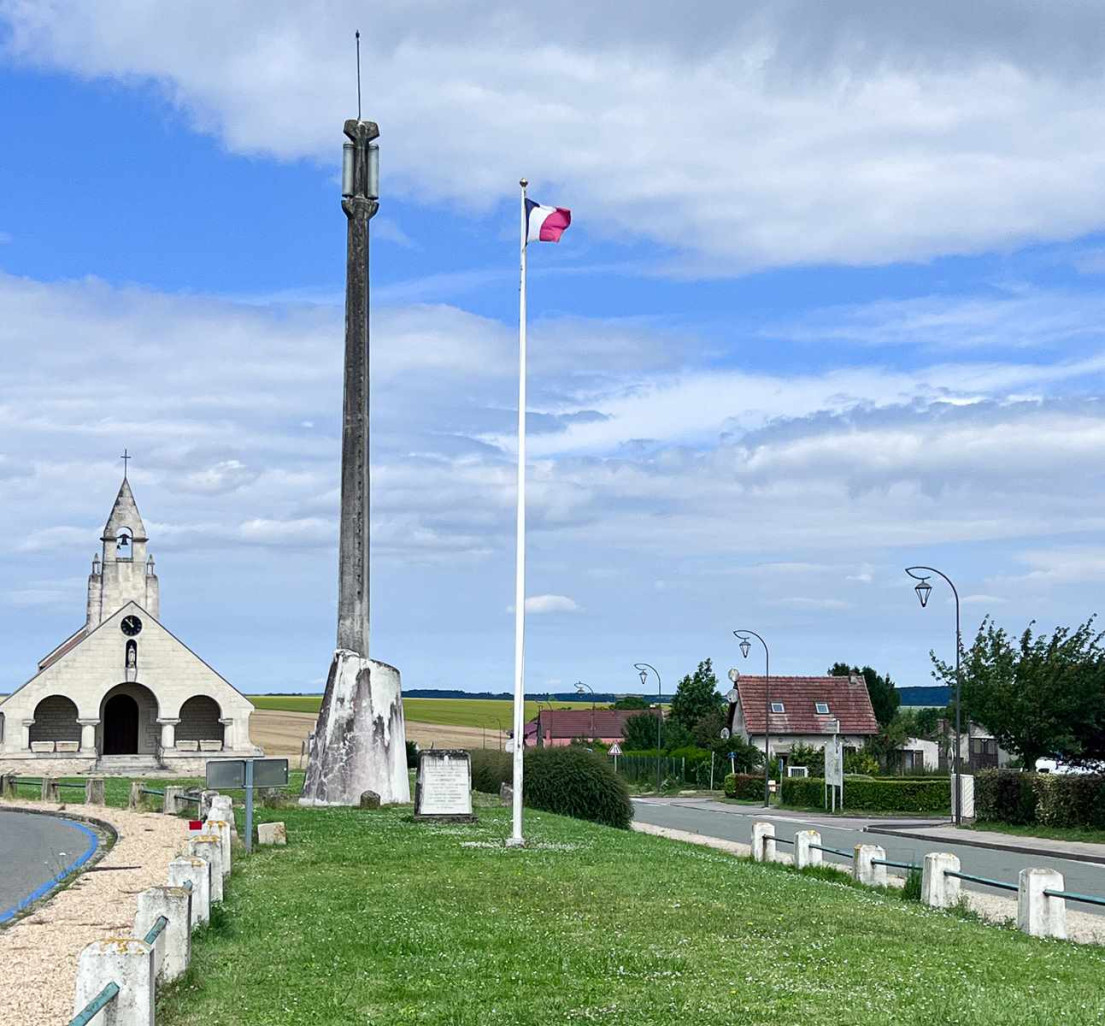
[255,685,951,704]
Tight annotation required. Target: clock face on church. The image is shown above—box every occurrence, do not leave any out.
[121,615,143,637]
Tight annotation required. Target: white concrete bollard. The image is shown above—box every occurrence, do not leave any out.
[41,776,60,802]
[189,836,224,903]
[74,938,154,1026]
[167,856,211,928]
[205,818,233,877]
[210,795,237,836]
[795,829,822,869]
[921,852,961,908]
[1018,867,1067,939]
[84,776,106,805]
[163,785,183,815]
[134,886,192,984]
[199,790,220,818]
[751,821,776,863]
[854,844,887,886]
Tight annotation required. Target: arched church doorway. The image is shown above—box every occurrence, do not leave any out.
[103,694,139,754]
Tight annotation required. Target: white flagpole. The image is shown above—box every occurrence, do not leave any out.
[509,178,529,846]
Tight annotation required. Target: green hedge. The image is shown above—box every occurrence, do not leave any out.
[723,773,764,800]
[468,747,633,829]
[781,776,950,813]
[976,770,1105,829]
[525,747,633,829]
[469,750,512,795]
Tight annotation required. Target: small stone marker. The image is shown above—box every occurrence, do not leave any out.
[84,776,106,805]
[499,782,513,806]
[414,749,476,823]
[359,790,381,810]
[258,822,287,846]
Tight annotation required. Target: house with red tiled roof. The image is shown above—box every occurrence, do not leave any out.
[725,674,878,766]
[526,707,653,747]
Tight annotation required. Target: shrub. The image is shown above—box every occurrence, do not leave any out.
[788,743,825,777]
[975,771,1105,829]
[780,776,950,813]
[469,750,512,795]
[406,739,420,769]
[524,747,633,829]
[468,747,633,829]
[1033,773,1105,829]
[975,770,1036,824]
[723,773,764,800]
[845,751,880,776]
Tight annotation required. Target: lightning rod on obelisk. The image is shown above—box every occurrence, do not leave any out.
[300,34,409,807]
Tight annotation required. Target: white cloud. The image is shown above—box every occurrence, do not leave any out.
[524,595,581,614]
[7,3,1105,269]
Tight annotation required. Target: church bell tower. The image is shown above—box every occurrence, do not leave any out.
[87,461,160,627]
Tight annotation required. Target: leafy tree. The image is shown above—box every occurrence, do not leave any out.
[786,742,825,776]
[828,662,900,726]
[622,710,663,751]
[621,710,694,753]
[670,659,723,730]
[610,695,650,710]
[691,707,762,772]
[932,616,1105,767]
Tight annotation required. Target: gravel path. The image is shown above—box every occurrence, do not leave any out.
[0,799,188,1026]
[632,821,1105,946]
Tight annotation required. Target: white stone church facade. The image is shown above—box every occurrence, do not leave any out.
[0,476,259,774]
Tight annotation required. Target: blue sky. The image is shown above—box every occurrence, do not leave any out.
[5,2,1105,696]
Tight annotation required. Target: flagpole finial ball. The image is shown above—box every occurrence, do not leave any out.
[519,178,528,188]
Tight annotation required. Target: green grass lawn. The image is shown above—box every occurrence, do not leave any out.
[250,694,595,728]
[972,820,1105,846]
[153,800,1105,1025]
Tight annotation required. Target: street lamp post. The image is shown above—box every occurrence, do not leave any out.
[906,566,963,826]
[634,663,662,793]
[575,680,596,741]
[734,629,771,807]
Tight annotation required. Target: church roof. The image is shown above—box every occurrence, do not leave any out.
[103,477,148,541]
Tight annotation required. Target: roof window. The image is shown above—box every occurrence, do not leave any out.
[815,702,830,715]
[770,702,785,713]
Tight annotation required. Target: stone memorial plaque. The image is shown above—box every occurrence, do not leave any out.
[414,749,476,823]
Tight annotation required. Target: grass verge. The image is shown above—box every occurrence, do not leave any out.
[154,800,1105,1025]
[970,820,1105,846]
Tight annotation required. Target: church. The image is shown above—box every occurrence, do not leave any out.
[0,472,259,774]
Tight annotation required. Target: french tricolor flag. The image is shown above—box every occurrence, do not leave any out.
[525,200,571,244]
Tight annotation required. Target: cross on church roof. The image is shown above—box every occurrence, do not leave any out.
[120,448,131,479]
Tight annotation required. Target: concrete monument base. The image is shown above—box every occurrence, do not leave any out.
[299,648,410,807]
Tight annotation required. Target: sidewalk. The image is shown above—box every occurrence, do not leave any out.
[866,822,1105,865]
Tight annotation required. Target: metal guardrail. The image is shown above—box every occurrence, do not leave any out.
[946,869,1018,893]
[1045,889,1105,908]
[872,858,920,871]
[809,843,852,859]
[68,982,119,1026]
[139,787,165,797]
[772,836,794,846]
[143,915,169,946]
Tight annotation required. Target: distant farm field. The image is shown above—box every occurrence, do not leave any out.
[250,695,595,728]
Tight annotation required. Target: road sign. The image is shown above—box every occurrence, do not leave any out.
[204,758,289,854]
[608,742,622,756]
[205,758,289,790]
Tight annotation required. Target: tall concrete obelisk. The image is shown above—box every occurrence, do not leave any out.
[300,116,410,806]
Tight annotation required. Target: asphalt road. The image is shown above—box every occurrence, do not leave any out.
[633,797,1105,915]
[0,810,99,922]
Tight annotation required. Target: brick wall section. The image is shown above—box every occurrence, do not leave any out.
[29,695,81,742]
